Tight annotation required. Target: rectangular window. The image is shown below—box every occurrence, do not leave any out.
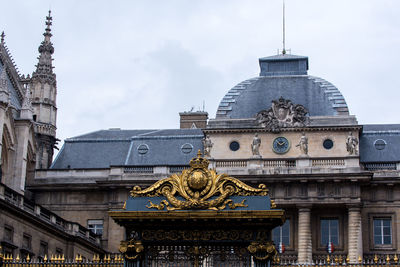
[88,219,103,235]
[374,218,392,245]
[39,241,48,257]
[4,225,13,242]
[22,234,32,249]
[320,219,339,246]
[272,219,290,246]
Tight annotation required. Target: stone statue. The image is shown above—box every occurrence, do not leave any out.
[203,135,213,157]
[251,133,261,157]
[296,132,308,155]
[346,132,359,155]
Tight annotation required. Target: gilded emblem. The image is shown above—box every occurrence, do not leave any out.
[131,150,269,211]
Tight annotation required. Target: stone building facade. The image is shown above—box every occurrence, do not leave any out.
[1,12,400,264]
[0,12,104,260]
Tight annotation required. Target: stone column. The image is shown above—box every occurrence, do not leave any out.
[348,206,363,263]
[297,206,312,264]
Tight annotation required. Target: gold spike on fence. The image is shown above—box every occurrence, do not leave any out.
[4,253,400,267]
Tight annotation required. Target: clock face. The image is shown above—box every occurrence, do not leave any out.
[272,137,290,154]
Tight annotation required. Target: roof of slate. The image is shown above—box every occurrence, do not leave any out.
[51,129,204,169]
[360,124,400,163]
[0,56,23,110]
[216,54,349,119]
[216,75,349,119]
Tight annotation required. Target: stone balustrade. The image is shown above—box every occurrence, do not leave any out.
[33,157,398,182]
[0,183,101,245]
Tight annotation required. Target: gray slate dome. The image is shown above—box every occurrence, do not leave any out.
[216,54,349,118]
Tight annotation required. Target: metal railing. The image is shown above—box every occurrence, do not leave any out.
[364,163,397,171]
[1,254,123,267]
[273,254,400,266]
[2,253,400,267]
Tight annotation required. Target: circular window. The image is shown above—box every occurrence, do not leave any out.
[374,139,386,150]
[323,139,334,150]
[229,141,240,151]
[137,144,149,154]
[181,143,193,154]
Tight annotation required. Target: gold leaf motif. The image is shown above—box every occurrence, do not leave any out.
[247,241,277,261]
[131,151,269,211]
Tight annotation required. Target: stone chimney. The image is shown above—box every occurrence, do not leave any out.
[179,111,208,129]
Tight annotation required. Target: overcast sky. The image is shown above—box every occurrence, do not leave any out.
[1,0,399,148]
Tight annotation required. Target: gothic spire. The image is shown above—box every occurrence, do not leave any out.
[1,31,5,44]
[33,10,55,80]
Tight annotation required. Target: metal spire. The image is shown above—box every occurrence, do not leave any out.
[282,0,286,55]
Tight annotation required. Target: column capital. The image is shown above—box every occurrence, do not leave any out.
[297,204,312,211]
[346,204,362,211]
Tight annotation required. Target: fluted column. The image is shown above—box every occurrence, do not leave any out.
[298,206,312,264]
[348,206,362,263]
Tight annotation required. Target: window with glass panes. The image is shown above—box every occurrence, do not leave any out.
[88,219,103,235]
[22,234,31,249]
[4,225,13,242]
[39,241,48,257]
[272,219,290,246]
[320,219,339,245]
[374,218,392,245]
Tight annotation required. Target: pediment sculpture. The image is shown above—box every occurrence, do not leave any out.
[130,150,270,211]
[256,97,309,132]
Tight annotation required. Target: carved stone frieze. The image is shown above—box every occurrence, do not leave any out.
[256,97,308,132]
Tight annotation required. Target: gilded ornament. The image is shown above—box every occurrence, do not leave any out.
[247,241,277,261]
[119,239,144,260]
[131,150,269,211]
[270,199,277,209]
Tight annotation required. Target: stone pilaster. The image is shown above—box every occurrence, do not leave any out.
[13,120,31,193]
[297,206,312,264]
[348,206,362,263]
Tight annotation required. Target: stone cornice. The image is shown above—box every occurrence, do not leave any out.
[204,125,362,134]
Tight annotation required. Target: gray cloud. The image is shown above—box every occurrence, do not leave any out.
[0,0,399,147]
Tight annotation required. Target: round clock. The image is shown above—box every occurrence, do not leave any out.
[272,137,290,154]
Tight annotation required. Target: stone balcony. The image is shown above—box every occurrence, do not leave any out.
[0,183,102,246]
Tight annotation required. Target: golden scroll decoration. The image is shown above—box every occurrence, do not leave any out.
[131,150,269,211]
[247,241,277,261]
[119,239,144,260]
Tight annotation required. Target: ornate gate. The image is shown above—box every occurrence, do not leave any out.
[111,151,284,267]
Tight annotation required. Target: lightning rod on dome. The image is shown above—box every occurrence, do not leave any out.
[282,0,286,55]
